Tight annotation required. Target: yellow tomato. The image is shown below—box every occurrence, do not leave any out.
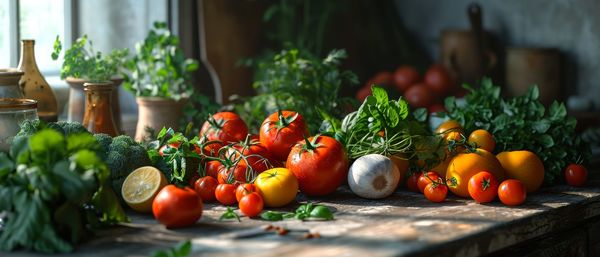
[468,129,496,153]
[435,120,464,135]
[496,151,544,193]
[254,168,298,207]
[446,148,506,198]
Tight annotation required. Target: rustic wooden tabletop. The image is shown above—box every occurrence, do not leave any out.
[6,169,600,257]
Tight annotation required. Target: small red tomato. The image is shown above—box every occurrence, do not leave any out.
[356,85,372,102]
[200,140,224,158]
[424,183,447,203]
[239,192,264,218]
[217,164,250,184]
[468,171,499,203]
[215,183,238,205]
[404,83,435,108]
[564,164,588,187]
[200,112,248,144]
[417,171,441,193]
[498,179,527,206]
[235,183,260,202]
[393,65,421,92]
[227,138,277,174]
[428,104,446,114]
[406,172,420,192]
[424,64,455,96]
[371,71,393,86]
[194,176,219,202]
[152,185,203,228]
[204,160,222,179]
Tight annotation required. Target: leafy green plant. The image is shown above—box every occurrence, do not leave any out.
[259,202,334,221]
[123,21,199,100]
[0,130,128,253]
[234,48,358,133]
[150,240,191,257]
[443,78,591,184]
[51,35,128,82]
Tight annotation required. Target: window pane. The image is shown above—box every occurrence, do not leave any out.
[0,0,10,68]
[19,0,64,74]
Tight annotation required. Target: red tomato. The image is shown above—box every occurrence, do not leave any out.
[424,64,455,96]
[194,176,218,202]
[356,85,372,102]
[259,110,309,161]
[215,183,238,205]
[404,83,434,108]
[424,183,447,203]
[467,171,499,203]
[200,112,248,144]
[227,138,277,174]
[428,104,446,114]
[204,160,222,179]
[393,65,421,92]
[217,163,250,184]
[371,71,393,86]
[417,171,441,193]
[285,135,349,196]
[564,164,588,187]
[235,183,260,202]
[406,172,420,192]
[239,192,264,218]
[200,140,223,158]
[498,179,527,206]
[152,185,203,228]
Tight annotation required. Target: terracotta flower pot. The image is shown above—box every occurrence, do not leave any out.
[135,97,186,141]
[66,77,123,130]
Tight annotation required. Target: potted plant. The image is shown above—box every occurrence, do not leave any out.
[51,35,128,130]
[123,21,199,141]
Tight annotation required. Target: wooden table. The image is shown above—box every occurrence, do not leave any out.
[7,175,600,257]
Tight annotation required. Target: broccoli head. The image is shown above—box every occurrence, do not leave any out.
[106,151,127,178]
[111,135,135,146]
[126,145,151,171]
[56,121,89,135]
[108,140,129,154]
[94,133,113,152]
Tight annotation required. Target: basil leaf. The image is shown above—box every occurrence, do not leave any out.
[309,206,334,220]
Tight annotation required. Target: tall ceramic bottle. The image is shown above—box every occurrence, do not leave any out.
[18,39,59,122]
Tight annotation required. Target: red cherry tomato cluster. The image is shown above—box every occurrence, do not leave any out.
[357,64,459,114]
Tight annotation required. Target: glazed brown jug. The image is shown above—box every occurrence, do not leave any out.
[440,3,497,86]
[82,81,119,136]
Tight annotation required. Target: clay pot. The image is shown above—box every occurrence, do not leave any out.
[135,97,186,141]
[506,48,561,106]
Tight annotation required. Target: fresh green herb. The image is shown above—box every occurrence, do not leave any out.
[147,127,201,186]
[443,78,591,184]
[219,207,241,222]
[51,35,128,82]
[233,48,358,134]
[259,203,334,221]
[0,129,128,253]
[123,21,199,100]
[150,240,192,257]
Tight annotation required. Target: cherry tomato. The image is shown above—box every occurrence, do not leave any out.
[417,171,441,193]
[371,71,393,86]
[217,163,250,184]
[468,171,499,203]
[194,176,218,202]
[235,183,260,202]
[393,65,421,92]
[204,160,222,179]
[564,164,588,187]
[215,183,238,205]
[406,172,420,192]
[424,183,447,203]
[152,185,203,228]
[228,137,277,174]
[404,83,434,108]
[356,85,372,102]
[498,179,527,206]
[200,139,223,158]
[435,120,464,135]
[428,104,446,114]
[424,64,455,95]
[259,110,309,161]
[468,129,496,153]
[238,192,264,218]
[200,112,248,144]
[286,135,349,196]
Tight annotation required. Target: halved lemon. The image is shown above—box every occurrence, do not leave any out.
[122,166,168,213]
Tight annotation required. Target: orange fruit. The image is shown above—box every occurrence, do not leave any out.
[446,148,506,198]
[468,129,496,153]
[496,151,544,193]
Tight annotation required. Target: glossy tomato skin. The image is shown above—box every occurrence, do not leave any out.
[259,111,309,161]
[254,168,298,207]
[215,184,238,205]
[406,172,421,192]
[228,140,277,174]
[239,192,264,218]
[200,112,248,144]
[393,65,421,92]
[424,183,447,203]
[194,176,219,202]
[235,183,260,202]
[217,163,249,184]
[200,140,224,158]
[404,83,434,108]
[286,136,349,196]
[152,185,203,228]
[204,160,222,179]
[468,171,499,203]
[498,179,526,206]
[417,171,441,193]
[564,164,588,187]
[468,129,496,153]
[424,64,455,95]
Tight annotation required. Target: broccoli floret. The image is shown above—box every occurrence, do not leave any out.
[106,151,127,178]
[46,122,65,135]
[125,145,151,172]
[111,135,135,146]
[94,134,113,152]
[15,119,42,137]
[108,140,129,154]
[56,121,89,135]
